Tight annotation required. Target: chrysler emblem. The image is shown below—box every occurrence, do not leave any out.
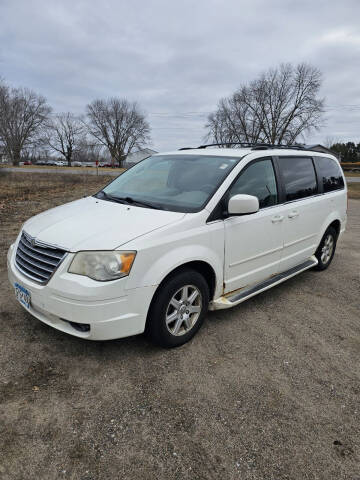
[25,232,37,247]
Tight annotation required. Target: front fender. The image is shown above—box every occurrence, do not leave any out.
[127,244,224,299]
[124,212,225,298]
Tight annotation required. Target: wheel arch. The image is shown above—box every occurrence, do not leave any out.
[144,260,217,332]
[328,219,341,239]
[153,260,216,301]
[317,215,342,248]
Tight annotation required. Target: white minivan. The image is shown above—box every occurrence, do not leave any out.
[7,144,347,347]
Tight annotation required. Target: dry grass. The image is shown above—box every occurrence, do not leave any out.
[0,172,113,268]
[0,164,125,173]
[0,171,113,207]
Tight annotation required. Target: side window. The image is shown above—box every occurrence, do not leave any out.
[229,159,278,208]
[278,156,317,201]
[314,157,344,193]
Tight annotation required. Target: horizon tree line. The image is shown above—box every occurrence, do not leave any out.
[0,77,151,167]
[0,64,356,166]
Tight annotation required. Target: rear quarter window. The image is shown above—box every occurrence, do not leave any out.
[314,157,344,193]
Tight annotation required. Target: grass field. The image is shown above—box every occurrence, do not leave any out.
[0,172,112,268]
[0,164,125,173]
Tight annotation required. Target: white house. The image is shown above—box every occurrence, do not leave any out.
[304,144,340,160]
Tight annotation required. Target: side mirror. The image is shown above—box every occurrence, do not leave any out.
[228,194,259,215]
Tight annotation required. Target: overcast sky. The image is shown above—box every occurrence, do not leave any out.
[1,0,360,152]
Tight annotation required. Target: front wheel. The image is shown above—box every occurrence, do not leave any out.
[314,226,337,271]
[146,269,210,348]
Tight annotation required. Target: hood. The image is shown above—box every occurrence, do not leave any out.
[23,196,185,251]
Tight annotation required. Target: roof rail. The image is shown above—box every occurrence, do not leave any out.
[197,142,258,149]
[196,142,307,151]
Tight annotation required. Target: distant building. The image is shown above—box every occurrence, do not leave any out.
[304,144,340,160]
[124,148,157,166]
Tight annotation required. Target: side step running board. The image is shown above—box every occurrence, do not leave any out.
[210,256,318,310]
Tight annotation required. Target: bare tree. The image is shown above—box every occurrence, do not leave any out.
[0,85,51,165]
[85,98,150,167]
[206,63,324,146]
[44,112,86,166]
[73,140,105,164]
[323,135,340,149]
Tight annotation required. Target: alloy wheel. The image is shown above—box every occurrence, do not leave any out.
[165,285,202,336]
[321,234,334,264]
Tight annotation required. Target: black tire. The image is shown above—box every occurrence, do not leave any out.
[146,269,210,348]
[314,226,337,271]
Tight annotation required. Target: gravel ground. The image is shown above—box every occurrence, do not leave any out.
[0,180,359,479]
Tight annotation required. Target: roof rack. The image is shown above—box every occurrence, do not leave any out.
[197,142,261,149]
[178,143,256,150]
[178,142,321,154]
[195,142,307,151]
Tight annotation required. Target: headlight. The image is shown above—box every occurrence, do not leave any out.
[68,251,136,281]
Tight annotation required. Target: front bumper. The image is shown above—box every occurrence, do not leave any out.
[7,243,157,340]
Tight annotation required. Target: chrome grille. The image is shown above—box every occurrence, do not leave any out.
[15,231,67,283]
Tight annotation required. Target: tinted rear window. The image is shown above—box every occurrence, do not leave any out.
[315,157,344,193]
[278,157,317,201]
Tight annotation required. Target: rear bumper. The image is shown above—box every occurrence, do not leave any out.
[7,244,157,340]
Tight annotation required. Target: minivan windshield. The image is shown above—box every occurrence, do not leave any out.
[96,154,242,213]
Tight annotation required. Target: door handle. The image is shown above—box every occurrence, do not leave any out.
[288,211,299,219]
[272,215,284,223]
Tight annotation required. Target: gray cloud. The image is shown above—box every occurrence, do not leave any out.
[1,0,359,151]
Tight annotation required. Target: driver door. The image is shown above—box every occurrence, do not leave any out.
[224,158,284,293]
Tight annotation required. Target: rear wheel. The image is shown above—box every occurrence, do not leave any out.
[314,226,337,271]
[146,269,209,348]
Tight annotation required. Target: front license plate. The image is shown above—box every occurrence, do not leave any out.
[14,282,31,309]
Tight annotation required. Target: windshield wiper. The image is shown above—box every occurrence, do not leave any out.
[96,191,161,210]
[118,196,162,210]
[96,191,129,204]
